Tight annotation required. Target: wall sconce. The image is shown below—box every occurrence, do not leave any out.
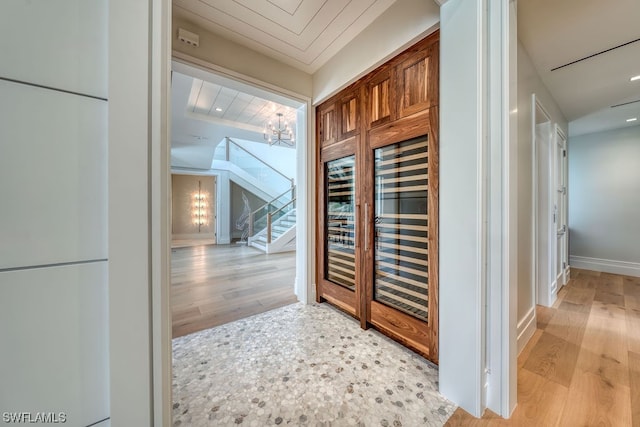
[192,180,208,231]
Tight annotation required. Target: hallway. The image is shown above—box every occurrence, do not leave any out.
[447,269,640,425]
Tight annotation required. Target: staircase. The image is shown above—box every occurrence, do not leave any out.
[249,209,296,254]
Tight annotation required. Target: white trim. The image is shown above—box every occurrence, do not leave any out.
[295,101,314,304]
[516,306,536,354]
[569,256,640,278]
[150,0,172,425]
[531,94,538,309]
[172,51,309,105]
[485,0,517,417]
[477,0,488,413]
[505,0,518,416]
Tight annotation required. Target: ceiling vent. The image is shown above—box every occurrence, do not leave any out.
[611,99,640,108]
[551,37,640,72]
[178,28,200,47]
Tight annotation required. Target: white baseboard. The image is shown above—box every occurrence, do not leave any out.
[517,306,536,355]
[172,233,215,240]
[569,255,640,278]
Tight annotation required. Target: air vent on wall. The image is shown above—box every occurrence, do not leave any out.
[178,28,199,47]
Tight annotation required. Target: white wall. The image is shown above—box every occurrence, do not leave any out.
[568,125,640,276]
[0,1,109,425]
[439,0,486,417]
[440,0,518,417]
[109,0,171,424]
[516,41,567,350]
[313,0,440,103]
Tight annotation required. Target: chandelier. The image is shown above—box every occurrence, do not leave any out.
[264,113,294,146]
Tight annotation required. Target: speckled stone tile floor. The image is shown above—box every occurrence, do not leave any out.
[172,302,455,426]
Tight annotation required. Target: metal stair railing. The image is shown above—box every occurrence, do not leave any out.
[249,185,296,242]
[266,199,296,243]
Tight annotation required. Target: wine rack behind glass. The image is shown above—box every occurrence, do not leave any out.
[325,155,356,290]
[374,136,429,321]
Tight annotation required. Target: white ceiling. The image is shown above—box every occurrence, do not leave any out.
[172,0,396,74]
[185,75,298,136]
[171,61,302,170]
[518,0,640,136]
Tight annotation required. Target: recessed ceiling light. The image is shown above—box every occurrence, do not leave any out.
[627,117,637,122]
[215,107,222,112]
[631,75,640,82]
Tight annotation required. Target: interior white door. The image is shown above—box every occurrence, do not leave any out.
[533,95,556,307]
[555,126,567,287]
[537,120,555,304]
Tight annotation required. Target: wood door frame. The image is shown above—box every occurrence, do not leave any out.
[316,136,361,318]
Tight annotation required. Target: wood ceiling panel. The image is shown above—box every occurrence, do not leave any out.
[172,0,396,73]
[178,72,297,139]
[223,93,253,121]
[267,0,304,15]
[192,81,220,114]
[234,0,322,33]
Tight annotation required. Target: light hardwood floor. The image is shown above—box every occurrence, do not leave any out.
[446,268,640,426]
[171,243,297,338]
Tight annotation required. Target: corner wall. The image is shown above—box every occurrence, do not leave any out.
[568,125,640,276]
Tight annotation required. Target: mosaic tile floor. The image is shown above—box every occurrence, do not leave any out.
[172,302,455,426]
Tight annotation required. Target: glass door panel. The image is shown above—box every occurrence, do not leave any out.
[373,137,429,321]
[325,155,356,290]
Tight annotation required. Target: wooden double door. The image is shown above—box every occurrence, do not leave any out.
[316,32,440,363]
